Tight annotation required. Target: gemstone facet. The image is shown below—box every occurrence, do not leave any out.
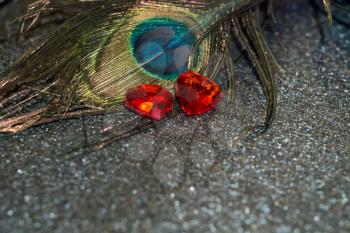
[125,84,173,120]
[175,71,222,116]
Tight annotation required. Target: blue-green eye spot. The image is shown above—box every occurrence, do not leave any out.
[131,18,196,80]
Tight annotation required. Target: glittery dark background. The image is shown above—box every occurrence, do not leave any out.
[0,1,349,233]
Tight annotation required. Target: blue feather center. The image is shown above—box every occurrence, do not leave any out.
[131,18,196,80]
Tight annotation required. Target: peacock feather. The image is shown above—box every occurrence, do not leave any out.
[0,0,344,143]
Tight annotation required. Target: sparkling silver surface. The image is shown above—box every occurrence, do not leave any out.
[0,1,349,233]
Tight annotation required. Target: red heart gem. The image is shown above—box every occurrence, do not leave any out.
[175,71,222,116]
[125,84,173,120]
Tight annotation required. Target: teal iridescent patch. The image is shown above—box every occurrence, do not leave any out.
[130,18,196,80]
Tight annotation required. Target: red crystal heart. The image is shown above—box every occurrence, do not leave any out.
[125,84,173,120]
[175,71,222,116]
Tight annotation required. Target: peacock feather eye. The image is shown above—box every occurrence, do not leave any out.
[74,5,211,106]
[130,18,197,81]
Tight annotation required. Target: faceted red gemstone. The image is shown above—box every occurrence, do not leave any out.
[125,84,173,120]
[175,71,222,116]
